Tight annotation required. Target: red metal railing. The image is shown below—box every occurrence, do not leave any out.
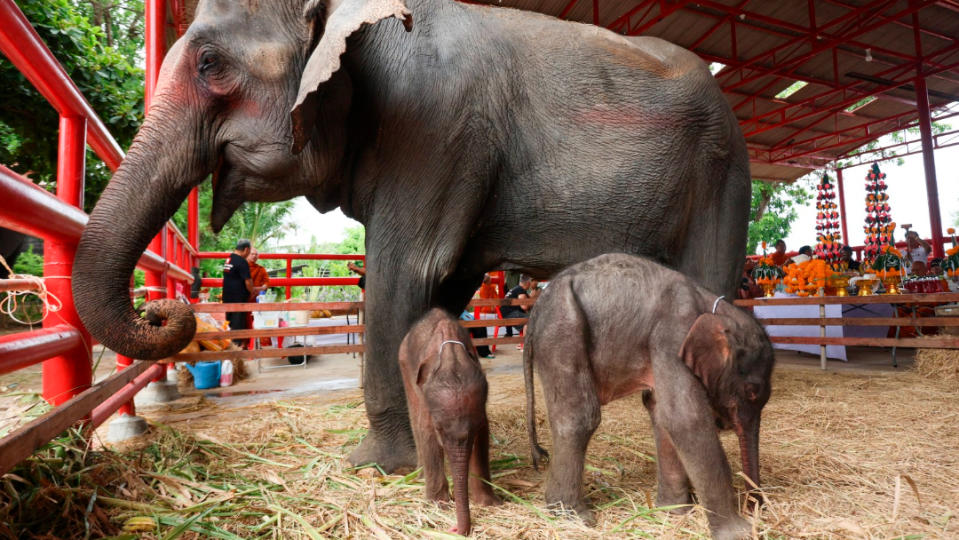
[0,0,194,475]
[197,252,366,299]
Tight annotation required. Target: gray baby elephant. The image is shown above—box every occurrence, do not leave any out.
[524,254,773,540]
[399,308,501,535]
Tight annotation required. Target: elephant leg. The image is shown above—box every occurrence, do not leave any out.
[642,390,693,512]
[348,259,423,472]
[406,385,450,503]
[419,423,451,503]
[469,416,500,506]
[676,160,749,298]
[649,353,749,540]
[542,363,601,524]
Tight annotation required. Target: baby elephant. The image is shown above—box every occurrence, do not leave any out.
[399,308,501,535]
[524,254,774,540]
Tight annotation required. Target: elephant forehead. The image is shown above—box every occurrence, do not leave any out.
[247,42,296,81]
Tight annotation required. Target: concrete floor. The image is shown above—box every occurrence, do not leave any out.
[185,342,915,411]
[0,336,918,435]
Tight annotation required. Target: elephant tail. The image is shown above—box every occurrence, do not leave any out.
[524,325,549,471]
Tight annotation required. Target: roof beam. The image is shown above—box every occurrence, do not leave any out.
[746,42,959,142]
[765,108,959,163]
[717,0,931,93]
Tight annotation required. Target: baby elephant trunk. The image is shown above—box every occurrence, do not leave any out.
[737,417,762,503]
[449,441,473,535]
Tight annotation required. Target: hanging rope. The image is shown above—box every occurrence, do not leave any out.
[0,253,63,325]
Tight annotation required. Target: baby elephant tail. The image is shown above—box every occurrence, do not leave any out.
[524,330,549,470]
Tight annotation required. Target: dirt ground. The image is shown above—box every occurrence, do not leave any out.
[3,341,958,538]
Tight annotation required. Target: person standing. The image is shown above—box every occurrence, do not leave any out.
[247,247,270,301]
[502,274,534,340]
[347,261,366,292]
[223,239,254,346]
[904,230,932,274]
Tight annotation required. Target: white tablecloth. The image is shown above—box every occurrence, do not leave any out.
[754,293,847,361]
[753,293,895,361]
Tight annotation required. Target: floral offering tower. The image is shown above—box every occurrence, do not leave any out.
[862,162,893,261]
[814,172,841,266]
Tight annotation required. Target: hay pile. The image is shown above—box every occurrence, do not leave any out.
[914,340,959,382]
[2,365,957,538]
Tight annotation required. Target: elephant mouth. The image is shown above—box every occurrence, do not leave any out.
[210,157,245,233]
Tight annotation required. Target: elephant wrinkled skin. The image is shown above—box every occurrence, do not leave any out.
[72,0,751,471]
[524,254,774,540]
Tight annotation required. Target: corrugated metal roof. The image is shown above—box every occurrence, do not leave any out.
[172,0,959,182]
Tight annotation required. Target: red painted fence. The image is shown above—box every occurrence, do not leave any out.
[0,0,194,475]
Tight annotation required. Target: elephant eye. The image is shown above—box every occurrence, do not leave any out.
[198,50,220,74]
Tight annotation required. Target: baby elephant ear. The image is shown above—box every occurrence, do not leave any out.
[291,0,413,153]
[679,313,731,390]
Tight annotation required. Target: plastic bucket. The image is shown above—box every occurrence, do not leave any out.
[187,361,221,389]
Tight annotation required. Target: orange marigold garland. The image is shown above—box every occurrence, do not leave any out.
[783,259,834,297]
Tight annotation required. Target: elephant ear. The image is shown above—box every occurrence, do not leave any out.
[291,0,413,153]
[679,313,731,391]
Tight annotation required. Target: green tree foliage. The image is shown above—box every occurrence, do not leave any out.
[286,225,365,302]
[0,0,145,213]
[171,182,296,276]
[11,246,43,277]
[747,177,813,255]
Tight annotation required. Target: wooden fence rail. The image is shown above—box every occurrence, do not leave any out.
[733,292,959,369]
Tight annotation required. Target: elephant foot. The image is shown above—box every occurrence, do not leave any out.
[711,516,751,540]
[348,433,417,473]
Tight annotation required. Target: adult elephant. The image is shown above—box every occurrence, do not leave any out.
[73,0,750,471]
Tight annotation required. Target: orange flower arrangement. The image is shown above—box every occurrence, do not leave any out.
[783,259,834,296]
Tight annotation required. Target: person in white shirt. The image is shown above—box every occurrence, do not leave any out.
[904,230,932,273]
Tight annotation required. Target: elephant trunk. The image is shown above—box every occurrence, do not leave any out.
[737,416,762,502]
[449,442,473,535]
[72,101,209,360]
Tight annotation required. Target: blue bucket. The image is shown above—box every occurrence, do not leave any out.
[185,361,221,389]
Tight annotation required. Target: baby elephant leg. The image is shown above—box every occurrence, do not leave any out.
[642,390,693,512]
[469,416,501,507]
[410,408,450,503]
[542,367,601,524]
[650,357,749,540]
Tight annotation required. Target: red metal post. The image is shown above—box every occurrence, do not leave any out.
[144,0,165,110]
[117,275,136,416]
[836,169,850,246]
[42,116,92,406]
[166,227,176,300]
[286,257,293,300]
[116,355,135,415]
[188,188,199,249]
[915,76,945,259]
